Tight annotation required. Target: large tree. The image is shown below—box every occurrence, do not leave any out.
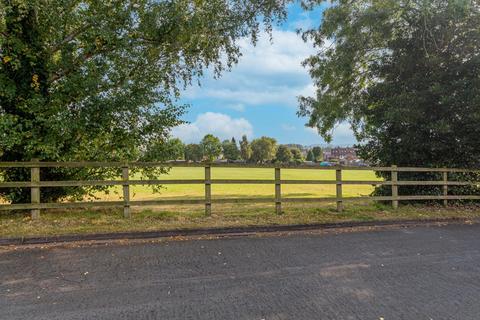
[290,147,304,164]
[0,0,289,202]
[311,146,322,162]
[275,145,292,163]
[222,138,240,161]
[200,134,222,162]
[250,136,277,163]
[299,0,480,198]
[306,149,315,162]
[240,135,252,161]
[184,143,203,162]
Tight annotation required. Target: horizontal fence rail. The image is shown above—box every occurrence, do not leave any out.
[0,161,479,219]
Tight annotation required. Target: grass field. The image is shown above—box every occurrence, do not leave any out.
[99,167,381,201]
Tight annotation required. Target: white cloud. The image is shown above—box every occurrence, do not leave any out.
[225,103,245,112]
[183,29,316,108]
[172,112,253,143]
[298,83,316,98]
[235,29,315,76]
[304,122,357,146]
[199,86,309,106]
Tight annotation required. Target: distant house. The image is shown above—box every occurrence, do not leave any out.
[322,148,332,161]
[324,147,359,165]
[331,147,356,158]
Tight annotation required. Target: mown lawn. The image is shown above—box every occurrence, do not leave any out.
[99,167,380,201]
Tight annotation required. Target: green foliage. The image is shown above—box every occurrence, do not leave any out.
[184,144,203,162]
[0,0,289,202]
[306,149,315,162]
[299,0,480,200]
[275,145,293,163]
[200,134,222,161]
[222,138,240,161]
[250,136,277,163]
[311,146,323,162]
[143,138,184,161]
[290,147,304,164]
[240,135,252,161]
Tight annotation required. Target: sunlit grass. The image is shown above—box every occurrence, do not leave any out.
[98,167,381,201]
[2,201,479,238]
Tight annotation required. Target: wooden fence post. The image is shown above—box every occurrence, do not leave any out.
[336,168,343,212]
[391,165,398,209]
[31,159,40,219]
[122,165,131,218]
[205,165,211,215]
[443,170,448,207]
[275,167,281,214]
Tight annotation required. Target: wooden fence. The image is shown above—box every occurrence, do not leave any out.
[1,161,480,219]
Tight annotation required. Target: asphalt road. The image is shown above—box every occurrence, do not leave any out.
[2,224,480,320]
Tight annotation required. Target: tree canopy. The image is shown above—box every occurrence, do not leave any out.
[306,149,315,162]
[200,134,222,161]
[142,138,184,161]
[0,0,289,202]
[250,136,277,163]
[311,146,322,162]
[222,138,240,161]
[299,0,480,199]
[299,0,480,168]
[184,143,203,162]
[275,145,293,163]
[290,147,304,164]
[240,135,252,161]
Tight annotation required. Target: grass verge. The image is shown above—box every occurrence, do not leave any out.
[1,201,480,238]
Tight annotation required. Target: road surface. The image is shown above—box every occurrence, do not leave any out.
[2,224,480,319]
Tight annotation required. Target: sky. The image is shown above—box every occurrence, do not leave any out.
[171,2,356,147]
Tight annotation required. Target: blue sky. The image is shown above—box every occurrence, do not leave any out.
[172,2,356,146]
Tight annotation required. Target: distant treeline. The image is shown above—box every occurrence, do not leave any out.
[142,134,323,164]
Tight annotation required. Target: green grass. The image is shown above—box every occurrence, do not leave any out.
[2,202,480,238]
[99,167,380,201]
